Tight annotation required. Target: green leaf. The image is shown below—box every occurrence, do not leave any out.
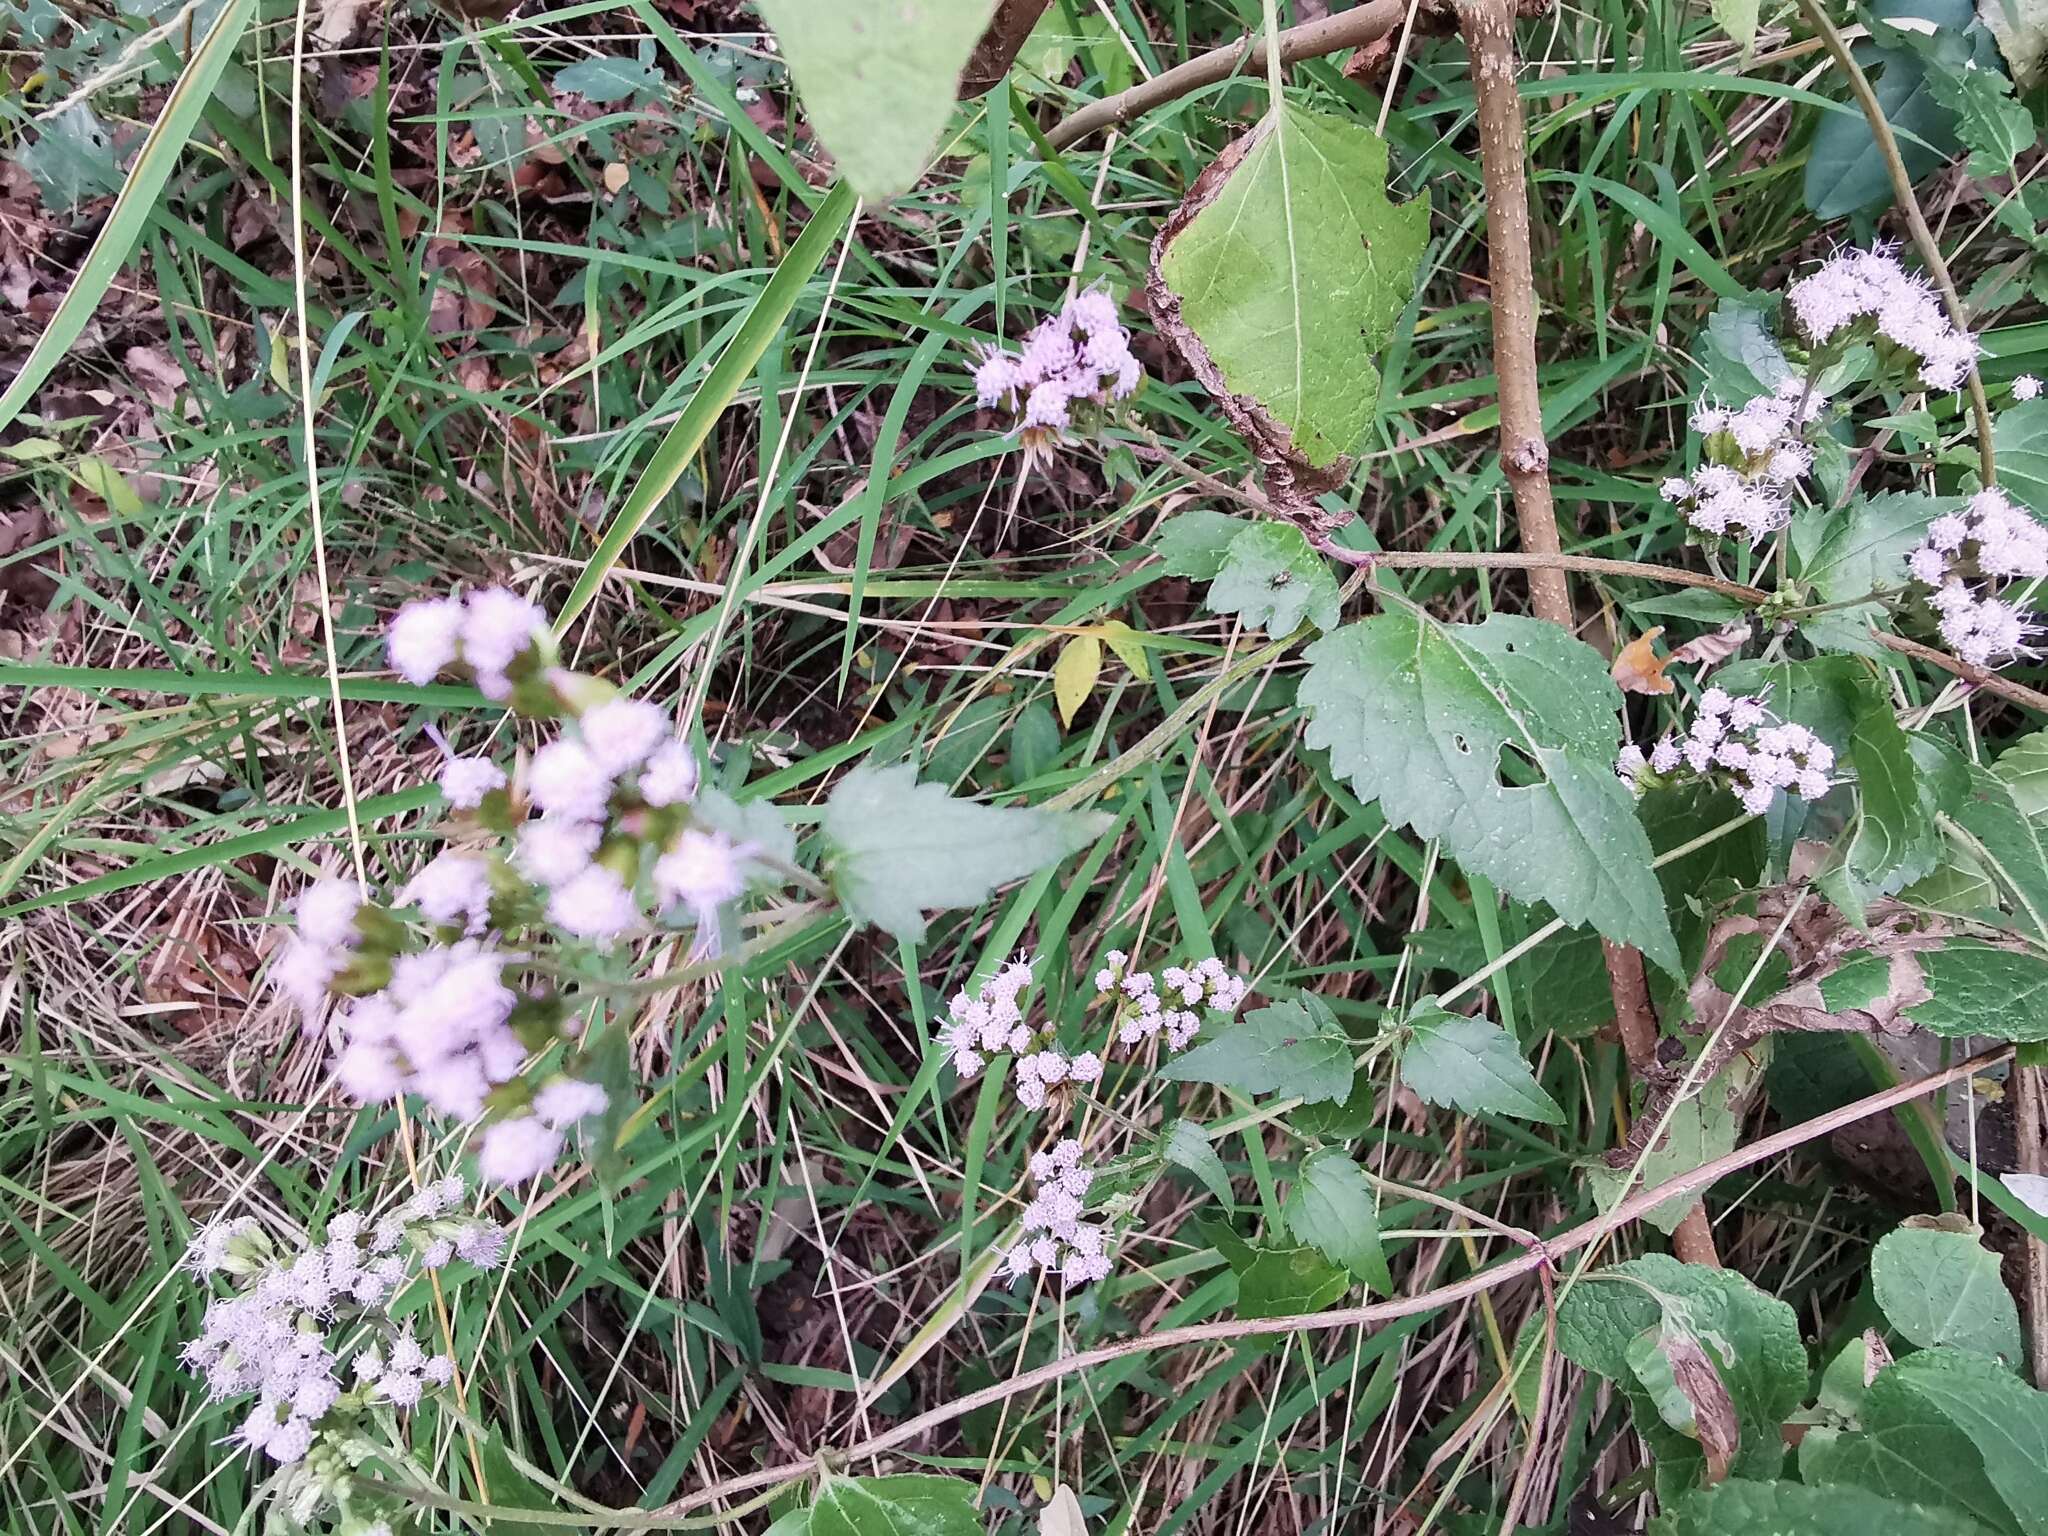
[1288,1072,1377,1139]
[1205,522,1341,635]
[1229,1240,1353,1319]
[1701,295,1792,401]
[1153,102,1428,482]
[1793,492,1949,657]
[1301,606,1679,972]
[1586,1091,1740,1236]
[1871,1221,2025,1366]
[1396,1002,1563,1124]
[1708,0,1761,59]
[555,53,663,103]
[1096,620,1152,683]
[1834,679,1946,910]
[1804,1349,2047,1534]
[1161,996,1353,1105]
[1995,399,2048,521]
[1653,1479,1999,1536]
[820,763,1110,942]
[1906,739,2048,936]
[756,0,996,200]
[1153,509,1252,579]
[1905,942,2048,1040]
[19,103,120,214]
[1281,1149,1392,1293]
[809,1472,983,1536]
[1919,29,2038,178]
[1803,3,1972,219]
[1161,1120,1234,1206]
[1557,1256,1807,1498]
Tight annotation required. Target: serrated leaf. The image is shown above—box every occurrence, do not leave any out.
[810,1472,983,1536]
[1626,1324,1741,1481]
[1153,509,1251,578]
[1872,1222,2025,1366]
[821,763,1108,942]
[1161,1120,1234,1206]
[1288,1072,1377,1138]
[1301,606,1679,972]
[1053,634,1102,727]
[1905,941,2048,1039]
[1206,522,1340,635]
[1653,1479,2000,1536]
[1701,295,1791,401]
[757,0,997,200]
[1837,678,1946,909]
[20,103,120,214]
[1916,23,2037,177]
[1281,1149,1392,1293]
[1150,103,1427,509]
[1793,492,1951,656]
[1161,997,1353,1105]
[1803,3,1974,218]
[1396,1002,1563,1123]
[1557,1256,1806,1498]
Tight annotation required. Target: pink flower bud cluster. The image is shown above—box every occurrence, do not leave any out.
[1002,1138,1112,1290]
[1661,379,1826,545]
[971,286,1142,445]
[1617,688,1835,816]
[939,958,1106,1111]
[1787,244,1980,391]
[1904,489,2048,669]
[1094,950,1247,1053]
[180,1181,502,1468]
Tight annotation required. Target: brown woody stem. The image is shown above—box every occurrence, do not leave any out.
[1453,0,1718,1267]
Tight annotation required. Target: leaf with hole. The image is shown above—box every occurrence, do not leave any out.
[1301,605,1679,972]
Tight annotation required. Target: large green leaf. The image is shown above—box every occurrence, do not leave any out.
[756,0,996,199]
[1281,1149,1392,1294]
[1793,492,1948,657]
[1995,399,2048,522]
[807,1472,984,1536]
[1161,997,1353,1105]
[1651,1479,1998,1536]
[1804,1349,2048,1535]
[1152,102,1427,495]
[1802,0,1974,218]
[1558,1256,1806,1499]
[820,764,1109,942]
[1300,607,1679,972]
[1395,1001,1564,1124]
[1906,736,2048,938]
[1871,1221,2025,1367]
[1828,679,1949,914]
[1904,943,2048,1040]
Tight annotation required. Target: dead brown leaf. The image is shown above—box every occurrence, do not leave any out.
[1611,626,1674,695]
[1669,623,1752,675]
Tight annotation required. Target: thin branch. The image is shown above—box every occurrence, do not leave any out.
[637,1045,2010,1521]
[1796,0,1996,485]
[1046,0,1409,150]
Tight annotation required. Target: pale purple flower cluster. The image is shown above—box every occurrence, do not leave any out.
[1002,1138,1112,1290]
[180,1182,501,1466]
[972,286,1142,443]
[1787,244,1980,391]
[387,587,547,701]
[272,880,365,1017]
[1617,688,1835,816]
[939,958,1105,1111]
[1662,379,1826,545]
[1905,488,2048,668]
[2015,375,2042,402]
[1095,950,1247,1053]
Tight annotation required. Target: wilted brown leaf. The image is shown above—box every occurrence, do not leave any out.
[1611,626,1673,695]
[1669,623,1751,675]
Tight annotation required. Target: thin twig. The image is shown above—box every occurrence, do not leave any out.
[1046,0,1408,150]
[1796,0,1996,485]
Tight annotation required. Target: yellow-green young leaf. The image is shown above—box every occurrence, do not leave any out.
[1710,0,1760,59]
[73,457,144,518]
[1096,620,1151,683]
[1151,102,1427,507]
[1053,634,1102,727]
[756,0,997,200]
